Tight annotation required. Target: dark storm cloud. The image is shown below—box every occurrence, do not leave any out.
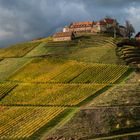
[85,0,135,6]
[0,0,140,47]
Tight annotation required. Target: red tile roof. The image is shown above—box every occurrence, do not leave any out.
[135,32,140,37]
[96,21,106,25]
[104,18,114,24]
[53,32,74,38]
[70,21,94,28]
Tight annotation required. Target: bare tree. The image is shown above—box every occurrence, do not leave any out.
[125,20,135,39]
[112,19,118,38]
[119,26,127,38]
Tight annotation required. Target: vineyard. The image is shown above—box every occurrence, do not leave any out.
[0,106,66,139]
[9,60,130,84]
[0,83,106,106]
[9,59,79,82]
[0,34,134,140]
[0,83,17,100]
[51,64,129,84]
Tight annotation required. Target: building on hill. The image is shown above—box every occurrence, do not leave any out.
[92,21,107,33]
[53,32,75,42]
[63,26,70,32]
[104,18,116,28]
[63,21,94,33]
[62,18,121,35]
[135,32,140,41]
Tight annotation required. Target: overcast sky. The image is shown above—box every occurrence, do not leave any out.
[0,0,140,47]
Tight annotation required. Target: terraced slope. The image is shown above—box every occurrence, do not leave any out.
[23,35,120,64]
[116,41,140,65]
[44,36,120,64]
[0,35,136,140]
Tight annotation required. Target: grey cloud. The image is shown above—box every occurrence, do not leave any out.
[0,0,139,47]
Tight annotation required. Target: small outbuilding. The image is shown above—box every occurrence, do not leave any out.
[104,18,116,28]
[53,32,75,42]
[135,32,140,41]
[92,21,107,33]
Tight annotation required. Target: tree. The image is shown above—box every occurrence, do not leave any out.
[125,20,135,39]
[105,16,118,38]
[119,26,127,38]
[112,19,118,38]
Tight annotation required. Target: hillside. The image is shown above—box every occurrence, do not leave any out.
[0,35,139,140]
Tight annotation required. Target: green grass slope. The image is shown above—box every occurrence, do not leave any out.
[0,58,32,81]
[0,41,41,58]
[45,35,120,64]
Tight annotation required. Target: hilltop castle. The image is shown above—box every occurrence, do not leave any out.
[53,18,126,42]
[63,18,115,33]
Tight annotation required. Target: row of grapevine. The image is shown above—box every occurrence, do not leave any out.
[0,83,106,106]
[50,63,88,83]
[0,106,66,139]
[9,60,129,84]
[48,64,129,84]
[9,60,87,83]
[71,64,129,84]
[0,83,17,100]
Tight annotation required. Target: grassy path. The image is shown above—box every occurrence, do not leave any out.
[82,105,140,109]
[91,131,140,140]
[40,108,78,140]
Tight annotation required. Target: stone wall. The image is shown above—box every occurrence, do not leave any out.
[53,36,71,42]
